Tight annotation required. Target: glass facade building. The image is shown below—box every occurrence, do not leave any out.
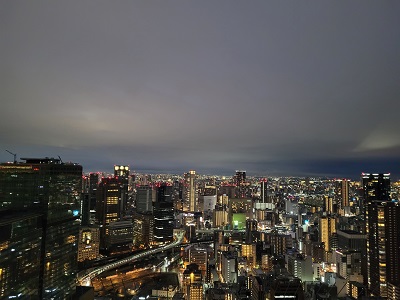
[0,212,43,298]
[0,157,82,299]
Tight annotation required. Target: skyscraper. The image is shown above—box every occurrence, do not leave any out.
[338,179,350,208]
[96,177,122,248]
[319,215,337,254]
[114,165,129,215]
[153,184,174,244]
[363,173,400,297]
[0,157,82,299]
[183,170,197,212]
[0,212,43,297]
[136,185,155,213]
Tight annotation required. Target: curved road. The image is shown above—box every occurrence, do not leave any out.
[78,231,185,286]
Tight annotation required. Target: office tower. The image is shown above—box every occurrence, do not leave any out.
[362,173,390,214]
[0,212,43,298]
[362,173,399,297]
[260,178,268,203]
[0,157,82,299]
[136,185,155,213]
[319,215,336,253]
[362,173,391,201]
[132,212,154,248]
[154,184,174,244]
[78,226,100,263]
[183,170,197,212]
[105,220,133,254]
[114,165,129,215]
[96,177,122,248]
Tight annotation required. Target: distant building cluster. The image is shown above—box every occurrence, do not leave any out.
[0,157,400,300]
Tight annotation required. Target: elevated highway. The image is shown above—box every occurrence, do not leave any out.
[78,231,185,286]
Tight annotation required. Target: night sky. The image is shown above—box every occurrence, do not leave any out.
[1,1,400,178]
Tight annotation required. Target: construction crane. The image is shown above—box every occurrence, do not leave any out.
[5,150,17,163]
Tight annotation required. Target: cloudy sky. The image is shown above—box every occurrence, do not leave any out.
[1,1,399,178]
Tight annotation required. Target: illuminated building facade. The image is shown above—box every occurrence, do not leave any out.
[114,165,129,215]
[241,243,257,268]
[183,170,197,212]
[0,158,82,299]
[133,212,154,248]
[337,179,350,209]
[78,226,100,262]
[96,177,122,247]
[319,215,336,253]
[363,173,400,297]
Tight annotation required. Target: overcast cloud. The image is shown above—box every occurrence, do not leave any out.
[1,1,399,178]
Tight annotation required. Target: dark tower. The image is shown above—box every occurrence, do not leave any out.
[0,157,82,299]
[154,183,174,243]
[362,173,399,297]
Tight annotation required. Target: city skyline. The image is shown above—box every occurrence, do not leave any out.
[1,1,400,178]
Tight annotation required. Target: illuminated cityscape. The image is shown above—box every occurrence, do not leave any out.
[1,1,400,300]
[1,158,400,299]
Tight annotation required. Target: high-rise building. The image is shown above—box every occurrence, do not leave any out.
[235,170,246,198]
[337,179,350,209]
[336,229,367,285]
[154,184,174,244]
[96,177,122,248]
[105,220,133,254]
[0,157,82,299]
[0,212,43,298]
[319,215,336,253]
[260,179,268,203]
[287,253,313,282]
[114,165,129,215]
[245,219,258,244]
[183,171,197,212]
[132,212,154,248]
[136,185,155,213]
[234,170,246,187]
[363,173,400,298]
[221,251,238,284]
